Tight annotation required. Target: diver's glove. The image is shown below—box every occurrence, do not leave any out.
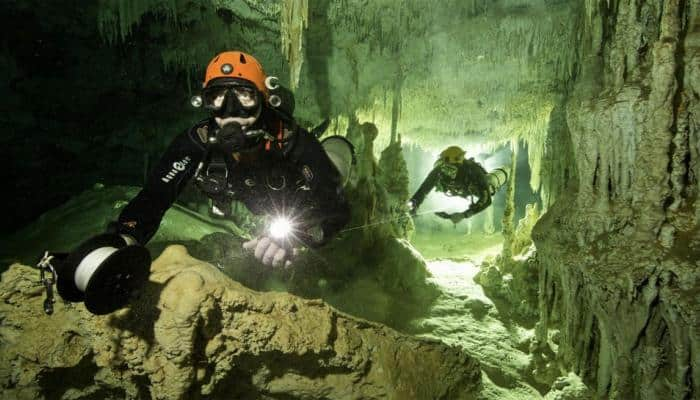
[243,236,298,268]
[215,122,245,154]
[435,211,469,224]
[242,222,324,268]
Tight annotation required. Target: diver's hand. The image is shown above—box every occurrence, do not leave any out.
[435,211,466,224]
[435,211,450,220]
[216,122,245,154]
[243,236,298,268]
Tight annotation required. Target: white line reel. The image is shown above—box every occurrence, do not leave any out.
[38,233,151,315]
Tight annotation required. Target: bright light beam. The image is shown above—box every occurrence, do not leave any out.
[269,217,293,239]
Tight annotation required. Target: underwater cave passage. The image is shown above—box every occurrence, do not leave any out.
[2,1,698,399]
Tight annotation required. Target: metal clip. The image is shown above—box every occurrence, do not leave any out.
[37,251,58,315]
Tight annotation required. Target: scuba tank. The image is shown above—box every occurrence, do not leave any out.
[320,136,356,186]
[486,167,508,195]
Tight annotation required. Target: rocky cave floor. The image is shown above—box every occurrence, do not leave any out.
[410,234,536,397]
[410,232,585,399]
[0,186,592,400]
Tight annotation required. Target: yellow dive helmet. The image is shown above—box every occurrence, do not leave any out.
[438,146,466,165]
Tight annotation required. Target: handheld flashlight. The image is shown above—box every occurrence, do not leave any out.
[269,217,293,240]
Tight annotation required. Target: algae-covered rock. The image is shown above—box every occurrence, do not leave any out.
[0,245,482,400]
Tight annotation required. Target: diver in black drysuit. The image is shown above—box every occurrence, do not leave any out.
[37,51,350,316]
[114,111,349,249]
[408,146,505,224]
[112,50,350,258]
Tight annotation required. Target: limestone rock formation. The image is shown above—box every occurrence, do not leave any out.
[0,245,482,400]
[534,2,700,399]
[473,254,539,327]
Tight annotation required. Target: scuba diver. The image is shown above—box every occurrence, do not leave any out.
[36,51,351,315]
[408,146,507,224]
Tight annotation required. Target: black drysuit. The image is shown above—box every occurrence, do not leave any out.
[114,111,350,246]
[410,158,492,216]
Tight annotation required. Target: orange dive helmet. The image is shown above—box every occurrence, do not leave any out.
[203,51,268,96]
[438,146,466,165]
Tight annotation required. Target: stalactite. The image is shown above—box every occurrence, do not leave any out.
[280,0,308,90]
[540,101,576,209]
[522,102,553,194]
[97,0,179,44]
[630,0,683,239]
[97,0,281,78]
[669,96,691,213]
[691,103,700,223]
[316,1,581,148]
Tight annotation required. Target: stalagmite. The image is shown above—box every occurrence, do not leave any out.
[390,72,403,145]
[483,205,495,235]
[501,139,518,260]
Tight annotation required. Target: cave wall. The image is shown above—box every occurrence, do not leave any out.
[1,0,583,235]
[1,0,289,235]
[534,1,699,398]
[0,0,217,234]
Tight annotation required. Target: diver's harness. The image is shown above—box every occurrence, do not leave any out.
[193,122,300,216]
[435,161,508,198]
[433,161,509,221]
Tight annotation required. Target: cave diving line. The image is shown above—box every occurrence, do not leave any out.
[338,208,443,233]
[279,208,447,279]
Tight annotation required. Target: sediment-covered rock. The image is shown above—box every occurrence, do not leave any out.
[534,214,699,399]
[0,245,482,400]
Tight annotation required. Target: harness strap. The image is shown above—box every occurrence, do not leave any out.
[277,121,284,149]
[265,121,284,151]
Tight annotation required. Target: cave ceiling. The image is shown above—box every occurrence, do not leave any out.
[99,0,581,150]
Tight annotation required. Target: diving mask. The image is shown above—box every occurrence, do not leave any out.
[438,162,459,180]
[202,78,262,120]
